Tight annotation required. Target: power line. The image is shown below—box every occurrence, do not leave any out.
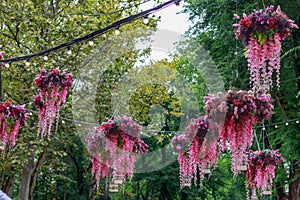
[1,0,181,64]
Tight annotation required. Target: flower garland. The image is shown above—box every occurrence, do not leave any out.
[234,5,298,93]
[0,101,27,152]
[172,117,219,188]
[204,91,273,174]
[86,116,148,186]
[33,68,72,139]
[245,149,284,199]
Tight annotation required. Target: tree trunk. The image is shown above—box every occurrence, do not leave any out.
[2,173,15,198]
[181,192,187,200]
[88,175,96,200]
[18,152,34,200]
[289,163,300,200]
[160,182,171,200]
[28,146,48,200]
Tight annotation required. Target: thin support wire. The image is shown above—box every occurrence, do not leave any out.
[253,128,261,151]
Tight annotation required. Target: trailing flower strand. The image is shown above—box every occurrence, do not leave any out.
[33,68,72,139]
[204,91,273,174]
[0,101,27,152]
[86,116,148,186]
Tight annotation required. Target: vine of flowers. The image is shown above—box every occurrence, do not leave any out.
[233,5,298,93]
[33,68,72,139]
[86,116,148,186]
[204,90,273,175]
[172,117,219,188]
[0,101,27,152]
[245,149,284,199]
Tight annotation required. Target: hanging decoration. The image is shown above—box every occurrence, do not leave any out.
[233,5,298,93]
[245,149,284,199]
[172,117,219,188]
[0,101,27,152]
[0,52,4,65]
[86,116,148,186]
[33,68,73,139]
[204,91,273,174]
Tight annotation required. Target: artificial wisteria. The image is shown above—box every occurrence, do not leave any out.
[234,5,298,93]
[172,117,218,188]
[0,52,4,65]
[86,116,148,186]
[33,68,72,139]
[0,101,27,152]
[245,149,284,199]
[204,90,273,174]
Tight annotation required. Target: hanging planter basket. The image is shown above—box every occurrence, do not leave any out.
[234,5,298,94]
[245,149,284,199]
[172,117,219,188]
[86,116,148,186]
[0,101,27,152]
[204,90,274,174]
[33,68,73,139]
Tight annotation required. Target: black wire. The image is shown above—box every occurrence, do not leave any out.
[1,0,181,64]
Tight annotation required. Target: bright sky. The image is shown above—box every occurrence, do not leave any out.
[140,1,191,61]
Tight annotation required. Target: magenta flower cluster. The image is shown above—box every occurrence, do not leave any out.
[234,5,298,93]
[204,90,274,174]
[172,117,219,188]
[0,101,27,152]
[234,5,298,45]
[86,116,148,186]
[245,149,284,199]
[33,68,72,139]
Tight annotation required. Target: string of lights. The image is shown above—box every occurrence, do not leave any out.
[1,0,181,64]
[20,103,300,133]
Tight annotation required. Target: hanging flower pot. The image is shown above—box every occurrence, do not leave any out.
[0,101,27,152]
[234,5,298,94]
[204,91,274,175]
[86,116,148,186]
[245,149,284,199]
[33,68,72,139]
[109,184,119,193]
[172,117,219,188]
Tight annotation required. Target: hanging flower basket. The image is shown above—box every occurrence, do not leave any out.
[245,149,284,199]
[86,116,148,186]
[234,5,298,93]
[33,68,72,139]
[172,117,219,188]
[204,91,274,174]
[0,101,27,152]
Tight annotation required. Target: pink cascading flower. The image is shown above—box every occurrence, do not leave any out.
[246,33,282,93]
[204,91,274,175]
[245,149,284,199]
[234,5,298,94]
[33,68,73,139]
[86,116,148,186]
[0,101,27,152]
[172,117,219,188]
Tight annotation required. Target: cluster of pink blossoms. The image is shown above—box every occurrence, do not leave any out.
[0,101,27,152]
[245,149,284,199]
[204,90,273,175]
[86,116,148,186]
[234,5,298,93]
[33,68,72,139]
[172,117,219,188]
